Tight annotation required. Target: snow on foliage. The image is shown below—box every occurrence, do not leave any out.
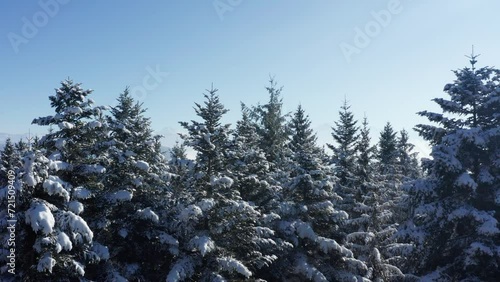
[135,160,150,171]
[179,204,203,222]
[25,202,55,235]
[217,257,252,278]
[43,175,71,202]
[136,207,159,223]
[210,175,234,187]
[317,236,353,257]
[59,211,93,243]
[73,260,85,276]
[48,160,70,171]
[73,186,92,199]
[448,207,499,235]
[37,253,56,273]
[68,200,84,215]
[55,232,73,253]
[294,256,328,282]
[91,242,110,260]
[108,190,133,202]
[58,121,75,129]
[295,221,316,240]
[454,172,478,191]
[65,106,83,114]
[166,257,196,282]
[81,164,106,174]
[189,236,215,257]
[87,120,102,128]
[197,198,216,211]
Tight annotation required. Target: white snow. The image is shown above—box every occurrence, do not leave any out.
[58,121,75,129]
[189,236,215,257]
[59,211,94,243]
[49,160,70,171]
[217,257,252,278]
[109,190,133,202]
[317,236,353,257]
[43,176,70,202]
[295,221,316,241]
[136,207,159,223]
[92,242,110,260]
[166,258,195,282]
[82,164,106,174]
[294,257,328,282]
[197,198,216,211]
[210,176,234,187]
[159,232,179,246]
[25,202,55,235]
[65,106,83,114]
[55,138,66,149]
[55,232,73,253]
[73,260,85,276]
[135,160,150,171]
[73,186,92,199]
[179,204,202,222]
[37,253,56,273]
[454,172,478,191]
[68,201,84,215]
[87,121,102,128]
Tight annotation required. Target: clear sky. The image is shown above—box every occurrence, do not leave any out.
[2,0,500,156]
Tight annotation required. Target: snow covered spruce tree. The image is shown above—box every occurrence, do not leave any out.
[268,105,369,281]
[88,88,172,281]
[5,79,108,280]
[227,105,277,209]
[169,86,272,281]
[355,117,376,185]
[338,117,409,281]
[251,77,291,168]
[377,123,398,176]
[399,56,500,280]
[396,130,421,180]
[328,99,359,188]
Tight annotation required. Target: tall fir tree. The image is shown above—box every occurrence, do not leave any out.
[377,122,398,175]
[399,55,500,280]
[252,77,290,167]
[328,99,359,186]
[5,79,109,280]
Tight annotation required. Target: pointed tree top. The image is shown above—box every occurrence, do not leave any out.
[465,45,480,70]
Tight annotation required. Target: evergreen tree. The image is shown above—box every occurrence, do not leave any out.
[396,130,421,180]
[5,79,109,280]
[399,56,500,280]
[179,85,231,184]
[289,105,321,172]
[252,78,290,166]
[356,116,376,184]
[328,99,359,186]
[169,86,274,281]
[377,122,398,175]
[90,88,172,281]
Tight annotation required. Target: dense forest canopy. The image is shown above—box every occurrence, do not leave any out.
[1,57,499,281]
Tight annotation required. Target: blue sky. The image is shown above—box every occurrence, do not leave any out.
[2,0,500,156]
